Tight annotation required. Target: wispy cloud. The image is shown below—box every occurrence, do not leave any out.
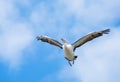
[59,0,120,26]
[0,0,33,69]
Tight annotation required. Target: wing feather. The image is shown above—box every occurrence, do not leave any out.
[37,36,63,49]
[72,29,110,51]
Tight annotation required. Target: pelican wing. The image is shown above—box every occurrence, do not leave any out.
[72,29,110,51]
[37,36,63,49]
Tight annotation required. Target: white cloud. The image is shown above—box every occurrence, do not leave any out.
[59,0,120,26]
[0,0,33,69]
[0,23,33,69]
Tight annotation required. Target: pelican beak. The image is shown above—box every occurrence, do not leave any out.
[61,38,67,43]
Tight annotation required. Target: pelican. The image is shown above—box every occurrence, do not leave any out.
[37,29,110,66]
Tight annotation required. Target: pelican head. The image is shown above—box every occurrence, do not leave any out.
[61,38,68,43]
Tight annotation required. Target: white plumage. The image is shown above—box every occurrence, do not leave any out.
[63,43,74,60]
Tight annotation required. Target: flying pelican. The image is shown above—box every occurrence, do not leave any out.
[37,29,110,66]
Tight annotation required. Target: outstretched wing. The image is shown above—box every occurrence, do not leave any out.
[72,29,110,51]
[37,36,63,49]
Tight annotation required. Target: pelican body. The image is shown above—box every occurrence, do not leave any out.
[37,29,110,66]
[61,39,77,66]
[63,43,74,60]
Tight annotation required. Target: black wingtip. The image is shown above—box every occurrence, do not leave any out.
[36,36,42,40]
[102,29,110,34]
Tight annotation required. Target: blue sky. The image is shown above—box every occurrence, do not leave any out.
[0,0,120,82]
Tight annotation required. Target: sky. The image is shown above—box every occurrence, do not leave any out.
[0,0,120,82]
